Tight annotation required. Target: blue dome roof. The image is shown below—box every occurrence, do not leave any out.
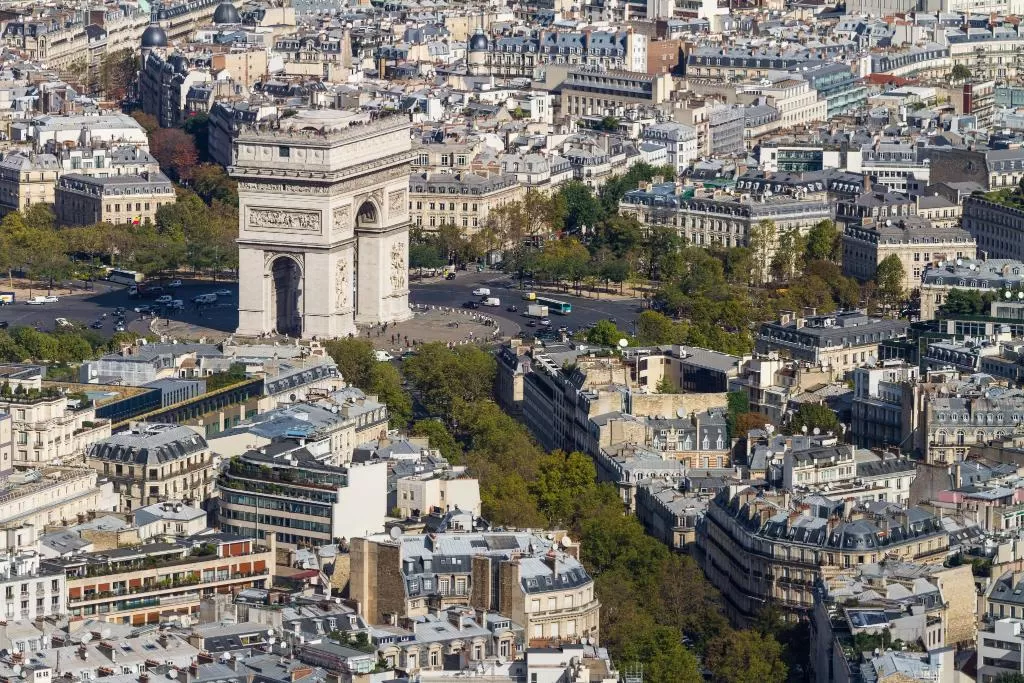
[141,24,167,48]
[212,2,241,24]
[469,32,488,52]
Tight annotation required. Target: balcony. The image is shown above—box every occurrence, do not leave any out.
[68,569,270,606]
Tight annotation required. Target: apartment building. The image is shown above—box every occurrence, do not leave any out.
[699,487,948,622]
[624,344,743,393]
[559,69,674,118]
[978,618,1024,683]
[408,172,523,233]
[640,122,698,175]
[12,114,149,152]
[3,12,89,71]
[0,467,117,548]
[963,196,1024,262]
[848,142,931,196]
[619,181,830,250]
[49,532,275,625]
[139,50,214,129]
[745,79,826,128]
[634,480,707,551]
[920,259,1024,320]
[487,30,647,79]
[55,171,175,227]
[755,310,908,379]
[395,470,481,519]
[217,446,387,548]
[351,531,600,646]
[851,362,919,450]
[0,153,60,216]
[922,385,1024,465]
[0,550,65,621]
[85,424,217,512]
[0,366,111,469]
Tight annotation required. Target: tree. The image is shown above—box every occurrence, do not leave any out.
[769,228,804,283]
[403,343,496,418]
[950,64,972,82]
[735,412,772,435]
[726,391,750,439]
[635,310,678,345]
[788,403,840,436]
[150,128,200,183]
[749,220,777,283]
[586,319,629,347]
[876,253,906,312]
[655,377,677,394]
[131,111,159,136]
[940,288,992,315]
[409,242,446,274]
[529,451,603,528]
[705,629,787,683]
[324,337,376,389]
[369,362,413,428]
[411,419,463,464]
[99,48,138,99]
[560,182,602,233]
[182,113,211,162]
[805,220,841,262]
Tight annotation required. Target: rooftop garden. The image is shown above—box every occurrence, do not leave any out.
[981,187,1024,210]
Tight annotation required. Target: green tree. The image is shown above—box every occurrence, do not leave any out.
[876,253,906,311]
[805,219,841,262]
[770,228,805,283]
[559,182,602,233]
[368,362,413,428]
[635,310,678,345]
[411,419,463,464]
[705,629,788,683]
[655,377,677,394]
[950,64,972,82]
[940,288,992,315]
[749,220,777,283]
[403,343,496,418]
[586,319,630,347]
[409,242,446,274]
[788,403,840,435]
[324,337,376,389]
[529,451,603,528]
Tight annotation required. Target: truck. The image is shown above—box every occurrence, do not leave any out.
[483,297,500,307]
[472,287,490,297]
[525,304,549,318]
[0,292,14,305]
[521,292,536,301]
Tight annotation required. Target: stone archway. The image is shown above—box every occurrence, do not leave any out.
[353,200,381,315]
[270,255,302,337]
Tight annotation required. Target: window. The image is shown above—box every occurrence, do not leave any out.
[278,146,290,158]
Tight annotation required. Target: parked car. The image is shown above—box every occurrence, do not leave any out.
[55,317,72,328]
[374,350,393,362]
[168,280,182,288]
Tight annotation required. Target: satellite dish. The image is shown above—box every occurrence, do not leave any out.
[676,407,685,418]
[389,526,402,539]
[561,535,572,547]
[267,629,275,636]
[168,671,179,680]
[617,338,628,348]
[813,427,821,435]
[1006,291,1013,299]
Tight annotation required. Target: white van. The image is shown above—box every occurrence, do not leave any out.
[483,297,500,307]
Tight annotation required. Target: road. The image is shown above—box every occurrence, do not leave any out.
[408,271,643,338]
[0,271,640,340]
[0,279,239,336]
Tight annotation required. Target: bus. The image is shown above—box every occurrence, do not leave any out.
[536,296,572,315]
[108,269,143,286]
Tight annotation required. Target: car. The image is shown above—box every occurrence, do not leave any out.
[168,280,182,288]
[471,287,490,296]
[134,305,153,314]
[374,350,393,362]
[193,294,217,304]
[506,305,518,312]
[213,289,231,297]
[114,323,126,332]
[115,307,126,315]
[146,285,164,295]
[462,301,480,309]
[55,317,71,328]
[539,318,551,326]
[0,322,8,329]
[155,295,173,305]
[558,326,569,333]
[527,320,537,327]
[169,300,184,310]
[90,321,104,329]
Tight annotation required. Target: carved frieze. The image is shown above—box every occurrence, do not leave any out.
[248,208,322,234]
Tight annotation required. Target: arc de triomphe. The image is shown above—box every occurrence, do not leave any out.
[229,111,414,338]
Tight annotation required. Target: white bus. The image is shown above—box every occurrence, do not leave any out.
[108,269,143,286]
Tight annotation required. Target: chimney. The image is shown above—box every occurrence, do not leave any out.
[862,173,872,193]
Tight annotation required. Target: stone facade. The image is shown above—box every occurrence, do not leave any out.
[230,111,413,338]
